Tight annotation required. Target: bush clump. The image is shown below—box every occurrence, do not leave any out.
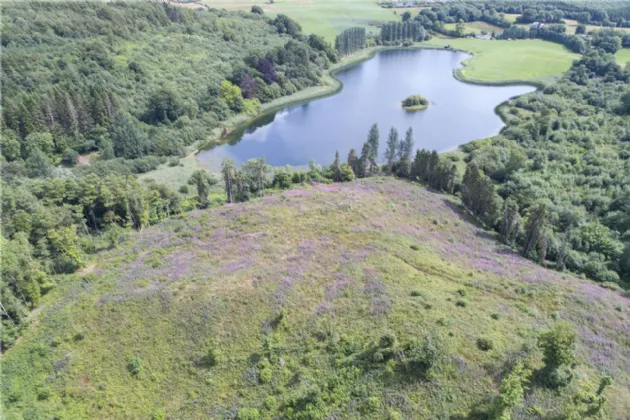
[127,355,143,376]
[237,408,260,420]
[455,299,468,307]
[402,94,429,110]
[477,337,494,351]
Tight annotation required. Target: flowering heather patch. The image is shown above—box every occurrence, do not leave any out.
[222,259,252,273]
[363,269,391,316]
[273,277,294,310]
[317,272,354,315]
[5,178,630,418]
[283,189,313,196]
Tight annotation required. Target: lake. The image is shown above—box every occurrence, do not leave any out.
[196,49,536,169]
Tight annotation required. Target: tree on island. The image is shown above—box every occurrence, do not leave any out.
[402,95,429,110]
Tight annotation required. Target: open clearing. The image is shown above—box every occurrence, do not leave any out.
[443,21,505,35]
[617,48,630,65]
[562,18,630,34]
[425,38,578,82]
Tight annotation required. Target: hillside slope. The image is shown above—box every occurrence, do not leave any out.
[3,178,629,419]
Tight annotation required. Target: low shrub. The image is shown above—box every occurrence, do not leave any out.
[476,337,494,351]
[127,355,143,375]
[237,408,260,420]
[361,397,381,414]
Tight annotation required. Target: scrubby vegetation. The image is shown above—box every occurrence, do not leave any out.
[3,178,628,418]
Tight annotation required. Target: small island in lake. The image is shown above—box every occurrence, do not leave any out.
[402,94,429,111]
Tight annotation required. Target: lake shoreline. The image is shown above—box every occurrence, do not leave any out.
[195,43,541,164]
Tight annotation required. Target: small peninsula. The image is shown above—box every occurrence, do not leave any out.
[402,94,429,111]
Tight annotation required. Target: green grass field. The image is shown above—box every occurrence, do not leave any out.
[443,21,505,35]
[503,13,519,23]
[3,178,629,418]
[617,48,630,66]
[502,14,630,35]
[200,0,399,41]
[425,38,578,82]
[562,18,630,35]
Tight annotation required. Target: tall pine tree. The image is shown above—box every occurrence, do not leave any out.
[367,123,379,162]
[384,127,398,173]
[358,142,371,178]
[347,148,359,176]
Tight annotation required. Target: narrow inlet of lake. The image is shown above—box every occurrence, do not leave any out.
[196,49,536,169]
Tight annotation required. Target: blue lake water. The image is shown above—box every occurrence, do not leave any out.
[197,49,536,168]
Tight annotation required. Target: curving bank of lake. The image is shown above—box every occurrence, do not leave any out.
[197,49,536,169]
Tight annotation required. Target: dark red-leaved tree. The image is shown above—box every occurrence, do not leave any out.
[257,58,278,84]
[239,74,257,99]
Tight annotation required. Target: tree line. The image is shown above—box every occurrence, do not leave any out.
[335,27,366,57]
[380,21,427,44]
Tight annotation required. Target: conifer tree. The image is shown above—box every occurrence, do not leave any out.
[384,127,398,173]
[331,150,342,182]
[462,163,498,223]
[221,158,236,203]
[500,198,520,246]
[446,163,457,193]
[367,123,379,162]
[188,169,218,208]
[410,149,423,180]
[358,142,371,178]
[335,27,366,56]
[427,150,439,185]
[522,201,548,258]
[402,127,414,161]
[347,148,359,176]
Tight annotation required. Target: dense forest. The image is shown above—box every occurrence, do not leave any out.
[1,2,334,164]
[462,50,630,286]
[0,1,337,347]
